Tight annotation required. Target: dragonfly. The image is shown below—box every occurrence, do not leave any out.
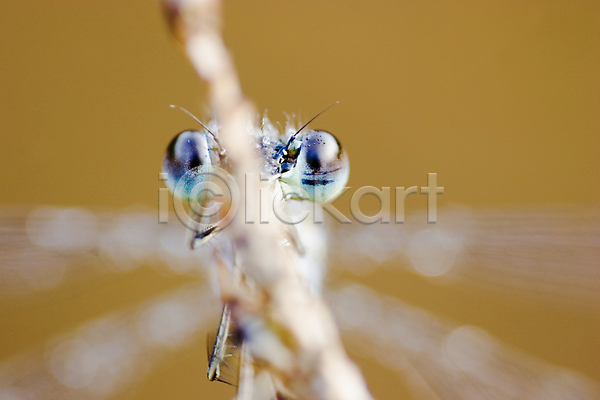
[1,0,598,398]
[161,103,350,390]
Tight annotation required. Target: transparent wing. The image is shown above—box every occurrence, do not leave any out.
[0,283,218,399]
[329,207,600,311]
[3,206,597,307]
[0,206,217,298]
[330,284,600,400]
[0,206,598,399]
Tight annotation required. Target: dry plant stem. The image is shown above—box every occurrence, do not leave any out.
[162,1,373,399]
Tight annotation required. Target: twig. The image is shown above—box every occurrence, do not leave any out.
[161,1,374,399]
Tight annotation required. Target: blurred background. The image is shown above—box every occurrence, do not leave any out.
[0,0,598,399]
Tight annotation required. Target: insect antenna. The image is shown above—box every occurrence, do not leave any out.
[169,105,218,139]
[284,101,339,148]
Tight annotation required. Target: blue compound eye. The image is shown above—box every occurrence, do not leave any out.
[297,130,349,203]
[162,130,221,201]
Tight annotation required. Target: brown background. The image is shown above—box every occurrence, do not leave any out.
[0,1,598,399]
